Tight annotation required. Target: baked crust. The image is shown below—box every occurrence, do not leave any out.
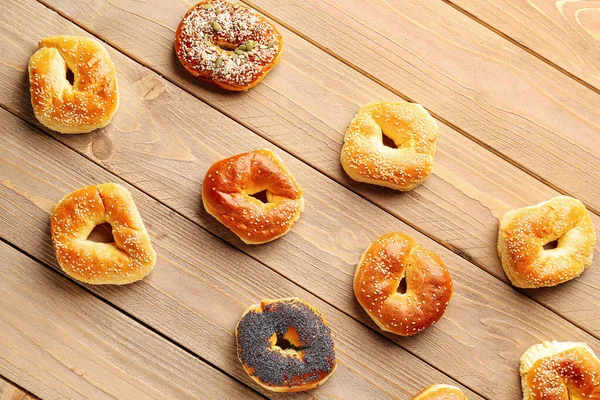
[353,232,453,336]
[202,149,303,244]
[520,341,600,399]
[28,36,119,134]
[413,384,468,400]
[497,196,595,288]
[50,183,155,284]
[340,101,437,191]
[175,0,282,91]
[235,298,337,392]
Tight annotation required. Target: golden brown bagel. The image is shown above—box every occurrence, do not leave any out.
[235,298,337,392]
[520,341,600,399]
[354,232,453,336]
[202,149,303,244]
[340,101,438,191]
[413,384,468,400]
[175,0,283,91]
[497,196,595,288]
[28,36,119,134]
[50,183,156,284]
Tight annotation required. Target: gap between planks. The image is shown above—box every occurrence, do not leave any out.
[239,0,600,218]
[0,106,485,399]
[36,0,600,219]
[3,0,596,396]
[439,0,600,96]
[24,0,600,345]
[0,236,269,400]
[0,374,39,400]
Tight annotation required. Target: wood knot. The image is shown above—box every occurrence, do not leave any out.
[138,74,167,101]
[91,131,114,160]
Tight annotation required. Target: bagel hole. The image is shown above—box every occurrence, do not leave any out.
[250,189,269,203]
[381,132,398,149]
[275,336,294,350]
[543,239,559,250]
[66,68,75,85]
[87,222,114,243]
[396,278,408,295]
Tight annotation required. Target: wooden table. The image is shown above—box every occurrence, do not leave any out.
[1,0,599,398]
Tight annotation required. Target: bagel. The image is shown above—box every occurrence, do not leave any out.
[50,183,156,284]
[175,0,283,91]
[28,36,119,134]
[497,195,595,288]
[235,298,337,392]
[413,384,468,399]
[354,232,453,336]
[520,341,600,399]
[340,101,438,191]
[202,149,304,244]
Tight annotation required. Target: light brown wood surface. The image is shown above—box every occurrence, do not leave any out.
[2,0,600,397]
[15,0,600,310]
[0,108,480,399]
[0,0,599,398]
[3,0,600,343]
[236,0,600,212]
[0,241,263,400]
[0,377,37,400]
[446,0,600,90]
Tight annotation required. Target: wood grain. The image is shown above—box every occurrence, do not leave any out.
[0,13,596,398]
[0,377,37,400]
[0,241,263,400]
[446,0,600,90]
[0,109,478,400]
[14,0,600,290]
[2,1,600,397]
[233,0,600,211]
[3,0,600,346]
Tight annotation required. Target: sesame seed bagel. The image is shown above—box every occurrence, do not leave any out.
[175,0,282,91]
[235,298,337,392]
[497,195,595,288]
[340,101,438,191]
[202,149,304,244]
[413,384,468,400]
[28,36,119,134]
[50,183,156,284]
[520,341,600,399]
[354,232,453,336]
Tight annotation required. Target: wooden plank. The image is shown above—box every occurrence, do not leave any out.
[445,0,600,90]
[12,0,600,295]
[0,110,479,400]
[0,377,37,400]
[0,242,263,400]
[3,0,600,396]
[3,6,594,398]
[3,0,600,346]
[226,0,600,212]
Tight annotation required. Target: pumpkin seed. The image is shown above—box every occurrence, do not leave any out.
[246,41,254,51]
[215,56,223,67]
[268,39,275,48]
[238,44,247,51]
[212,21,222,31]
[202,3,214,9]
[235,49,244,55]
